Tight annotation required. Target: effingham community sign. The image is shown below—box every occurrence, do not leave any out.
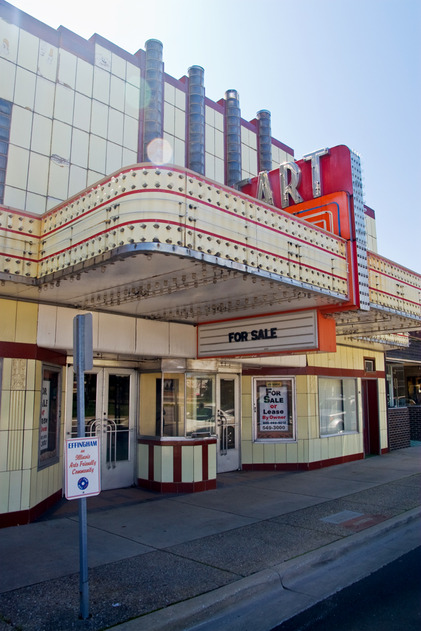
[65,437,100,500]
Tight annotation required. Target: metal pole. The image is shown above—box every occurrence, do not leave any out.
[76,316,90,620]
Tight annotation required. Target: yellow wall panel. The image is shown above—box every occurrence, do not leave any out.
[1,358,11,390]
[309,439,321,463]
[263,442,275,464]
[8,470,23,512]
[161,446,173,482]
[274,442,287,462]
[241,376,252,396]
[16,302,38,343]
[29,464,41,507]
[153,445,162,482]
[182,445,194,483]
[208,443,217,479]
[0,390,10,431]
[308,415,319,440]
[22,429,34,470]
[252,441,264,463]
[327,436,340,459]
[20,469,31,510]
[295,392,308,418]
[25,360,37,391]
[241,440,252,465]
[193,445,202,482]
[0,471,10,513]
[24,390,36,430]
[30,424,39,466]
[297,417,310,439]
[0,430,7,471]
[137,443,149,480]
[320,438,329,461]
[9,389,25,431]
[0,300,17,341]
[286,442,298,463]
[34,467,48,506]
[297,439,309,463]
[7,428,23,470]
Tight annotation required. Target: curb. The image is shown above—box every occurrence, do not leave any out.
[280,506,421,589]
[110,508,421,630]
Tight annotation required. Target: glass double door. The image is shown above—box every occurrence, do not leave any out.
[216,375,240,473]
[68,368,136,490]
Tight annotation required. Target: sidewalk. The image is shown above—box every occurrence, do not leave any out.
[0,446,420,631]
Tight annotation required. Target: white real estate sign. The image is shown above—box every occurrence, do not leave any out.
[198,311,318,358]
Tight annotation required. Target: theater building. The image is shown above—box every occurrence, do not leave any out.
[0,0,420,526]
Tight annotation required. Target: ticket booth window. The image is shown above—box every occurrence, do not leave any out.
[186,374,216,437]
[38,366,61,469]
[253,378,295,441]
[152,373,217,437]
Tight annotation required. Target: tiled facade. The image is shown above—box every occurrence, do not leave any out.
[0,4,294,215]
[0,0,420,526]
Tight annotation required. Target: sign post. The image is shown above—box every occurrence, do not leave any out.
[71,313,94,620]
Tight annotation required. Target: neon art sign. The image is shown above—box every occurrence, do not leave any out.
[240,144,370,310]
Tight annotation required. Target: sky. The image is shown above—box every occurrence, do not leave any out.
[9,0,421,273]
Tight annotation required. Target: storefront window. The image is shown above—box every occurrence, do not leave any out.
[386,363,421,407]
[38,366,61,468]
[319,377,358,436]
[407,376,421,406]
[186,374,216,437]
[254,378,295,441]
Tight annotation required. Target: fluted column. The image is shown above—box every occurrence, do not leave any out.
[225,89,242,187]
[142,39,164,162]
[187,65,205,175]
[257,109,272,172]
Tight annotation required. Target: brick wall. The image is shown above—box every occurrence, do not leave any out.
[409,407,421,441]
[387,408,410,450]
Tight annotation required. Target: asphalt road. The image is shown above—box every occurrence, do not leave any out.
[272,546,421,631]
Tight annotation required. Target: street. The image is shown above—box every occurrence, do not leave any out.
[272,546,421,631]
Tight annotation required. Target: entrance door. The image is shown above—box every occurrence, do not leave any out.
[216,375,240,472]
[68,368,136,489]
[362,379,380,456]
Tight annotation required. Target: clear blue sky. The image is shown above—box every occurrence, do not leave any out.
[10,0,421,273]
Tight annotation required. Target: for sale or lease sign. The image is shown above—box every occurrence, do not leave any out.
[65,438,100,500]
[258,385,289,432]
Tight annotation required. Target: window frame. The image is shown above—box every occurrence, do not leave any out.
[364,358,376,372]
[38,364,62,469]
[318,376,358,437]
[252,376,296,442]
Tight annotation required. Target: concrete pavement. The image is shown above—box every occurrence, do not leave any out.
[0,445,420,631]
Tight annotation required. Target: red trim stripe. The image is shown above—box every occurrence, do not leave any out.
[148,444,154,481]
[173,444,182,483]
[0,342,66,364]
[202,443,209,481]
